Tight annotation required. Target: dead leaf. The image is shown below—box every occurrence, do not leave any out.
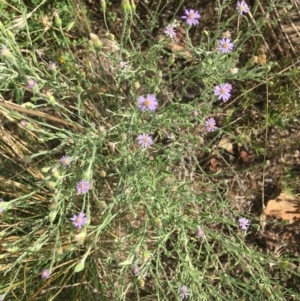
[240,148,254,163]
[218,136,234,154]
[164,26,192,59]
[252,54,267,65]
[168,42,192,59]
[209,157,220,172]
[264,193,300,223]
[257,53,267,65]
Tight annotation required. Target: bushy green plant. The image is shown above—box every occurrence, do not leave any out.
[0,0,299,300]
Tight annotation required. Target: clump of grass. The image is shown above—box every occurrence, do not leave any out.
[0,0,300,300]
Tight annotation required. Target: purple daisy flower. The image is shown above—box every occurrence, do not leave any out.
[70,212,88,229]
[137,134,153,148]
[27,79,37,90]
[131,265,140,275]
[164,25,176,38]
[195,227,205,238]
[47,61,59,71]
[236,1,249,16]
[178,285,190,299]
[76,180,91,194]
[118,61,128,69]
[20,120,28,128]
[181,9,201,26]
[218,38,234,53]
[60,155,73,167]
[239,217,250,230]
[205,117,217,132]
[41,269,51,279]
[214,83,232,102]
[137,94,158,112]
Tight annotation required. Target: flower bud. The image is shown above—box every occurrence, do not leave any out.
[120,133,127,140]
[230,67,238,74]
[57,247,63,255]
[47,181,56,189]
[52,167,60,179]
[157,70,163,84]
[154,218,162,229]
[75,85,84,95]
[41,167,51,173]
[138,278,145,288]
[264,64,272,72]
[0,46,16,64]
[53,171,61,179]
[168,53,175,65]
[27,79,39,94]
[49,210,57,223]
[82,171,91,181]
[89,33,98,41]
[121,0,132,16]
[75,230,87,245]
[100,170,106,177]
[133,81,140,91]
[98,125,106,134]
[261,286,272,297]
[89,33,103,51]
[23,102,35,109]
[46,92,57,104]
[142,250,151,263]
[74,257,86,273]
[130,0,136,13]
[54,11,62,28]
[93,39,103,51]
[88,41,93,51]
[100,0,106,11]
[107,33,115,41]
[66,21,75,32]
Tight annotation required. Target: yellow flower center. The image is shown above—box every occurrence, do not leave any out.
[144,99,150,107]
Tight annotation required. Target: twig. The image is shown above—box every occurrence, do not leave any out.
[0,100,81,129]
